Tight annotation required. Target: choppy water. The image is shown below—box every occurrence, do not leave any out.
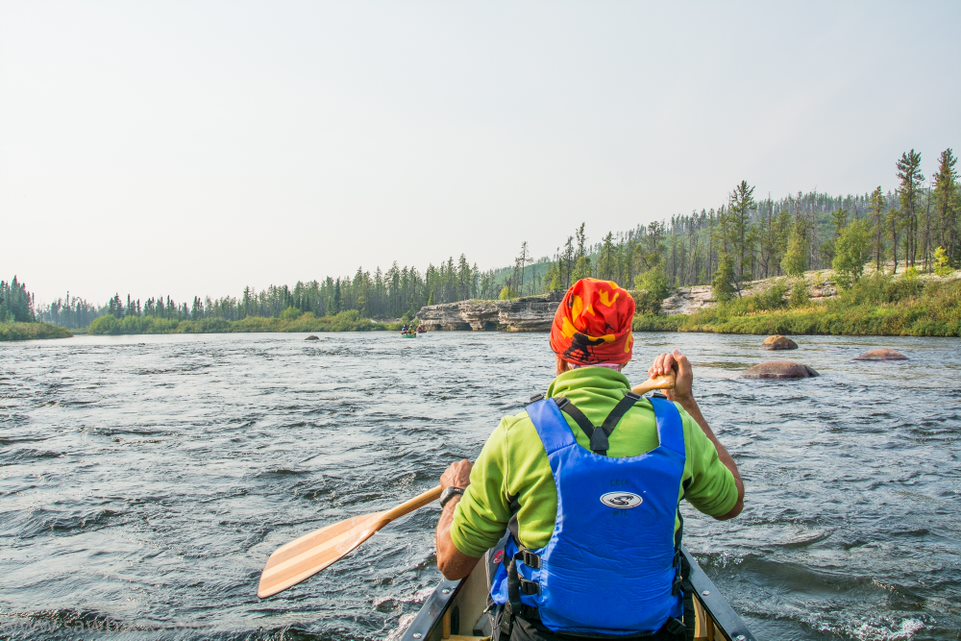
[1,332,960,641]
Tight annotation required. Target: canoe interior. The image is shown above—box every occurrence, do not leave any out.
[400,546,755,641]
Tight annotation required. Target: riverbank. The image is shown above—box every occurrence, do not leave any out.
[0,322,73,341]
[87,310,391,335]
[635,272,961,336]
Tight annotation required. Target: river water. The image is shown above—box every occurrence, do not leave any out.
[1,332,959,641]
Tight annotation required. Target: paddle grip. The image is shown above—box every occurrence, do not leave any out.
[632,371,676,396]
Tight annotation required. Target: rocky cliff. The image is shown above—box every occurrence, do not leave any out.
[416,271,844,330]
[416,293,562,332]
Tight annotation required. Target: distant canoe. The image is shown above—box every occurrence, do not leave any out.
[401,332,418,338]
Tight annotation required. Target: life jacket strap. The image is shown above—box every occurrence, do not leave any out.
[555,392,641,455]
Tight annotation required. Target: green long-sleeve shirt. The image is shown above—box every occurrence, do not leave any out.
[450,367,739,558]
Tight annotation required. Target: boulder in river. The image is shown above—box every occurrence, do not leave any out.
[762,335,798,350]
[305,335,320,341]
[854,348,907,361]
[744,361,819,379]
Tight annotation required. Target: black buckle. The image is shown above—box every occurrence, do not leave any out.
[519,579,540,595]
[665,617,686,637]
[672,551,683,596]
[589,429,609,455]
[520,550,541,569]
[529,393,545,403]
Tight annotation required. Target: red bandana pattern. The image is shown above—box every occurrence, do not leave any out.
[550,278,635,366]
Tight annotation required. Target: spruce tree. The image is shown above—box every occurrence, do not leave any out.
[932,148,958,264]
[712,253,736,302]
[896,149,924,269]
[869,187,886,272]
[727,180,756,283]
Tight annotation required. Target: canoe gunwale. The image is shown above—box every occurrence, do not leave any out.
[402,577,462,640]
[681,547,756,641]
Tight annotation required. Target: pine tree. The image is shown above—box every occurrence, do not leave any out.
[598,232,617,280]
[727,180,756,283]
[896,149,924,269]
[869,187,886,272]
[932,148,958,264]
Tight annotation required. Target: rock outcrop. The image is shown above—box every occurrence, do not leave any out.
[854,349,908,361]
[743,361,820,379]
[659,270,840,316]
[416,294,562,332]
[305,335,319,341]
[762,335,798,350]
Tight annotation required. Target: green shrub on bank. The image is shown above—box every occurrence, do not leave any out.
[0,322,73,341]
[87,310,387,335]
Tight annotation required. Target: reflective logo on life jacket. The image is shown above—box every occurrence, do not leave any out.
[599,492,643,509]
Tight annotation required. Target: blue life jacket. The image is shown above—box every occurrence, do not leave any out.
[490,394,687,636]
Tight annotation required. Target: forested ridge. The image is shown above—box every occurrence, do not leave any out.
[10,146,960,334]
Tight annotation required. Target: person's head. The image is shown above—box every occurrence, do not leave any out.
[549,278,636,374]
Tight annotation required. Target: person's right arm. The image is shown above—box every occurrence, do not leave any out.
[436,419,514,578]
[650,349,744,520]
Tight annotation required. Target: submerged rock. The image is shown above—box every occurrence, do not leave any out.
[744,361,819,379]
[762,335,798,350]
[854,349,907,361]
[305,335,319,341]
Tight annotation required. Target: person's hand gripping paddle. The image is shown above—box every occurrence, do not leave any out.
[256,370,677,599]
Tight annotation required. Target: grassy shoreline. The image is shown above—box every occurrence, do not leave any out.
[87,310,394,335]
[635,273,961,337]
[0,322,73,341]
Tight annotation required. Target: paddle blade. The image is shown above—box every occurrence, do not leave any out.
[257,511,385,598]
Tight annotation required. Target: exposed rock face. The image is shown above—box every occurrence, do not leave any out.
[762,335,798,350]
[854,349,908,361]
[659,270,840,316]
[416,294,562,332]
[743,361,820,379]
[305,335,319,341]
[660,285,715,316]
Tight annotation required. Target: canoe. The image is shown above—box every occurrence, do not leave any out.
[400,545,755,641]
[401,333,418,338]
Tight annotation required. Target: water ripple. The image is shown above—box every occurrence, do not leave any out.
[1,332,959,640]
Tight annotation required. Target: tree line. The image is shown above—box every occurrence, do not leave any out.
[0,277,36,323]
[525,147,958,305]
[40,257,504,328]
[33,146,960,328]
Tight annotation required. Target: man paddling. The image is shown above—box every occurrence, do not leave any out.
[435,278,744,641]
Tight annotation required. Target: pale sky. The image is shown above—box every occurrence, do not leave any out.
[2,1,959,305]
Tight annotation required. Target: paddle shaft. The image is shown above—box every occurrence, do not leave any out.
[383,485,442,521]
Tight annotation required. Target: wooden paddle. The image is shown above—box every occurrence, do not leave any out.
[257,485,441,598]
[632,370,676,396]
[257,371,676,599]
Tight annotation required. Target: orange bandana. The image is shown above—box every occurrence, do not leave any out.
[550,278,635,366]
